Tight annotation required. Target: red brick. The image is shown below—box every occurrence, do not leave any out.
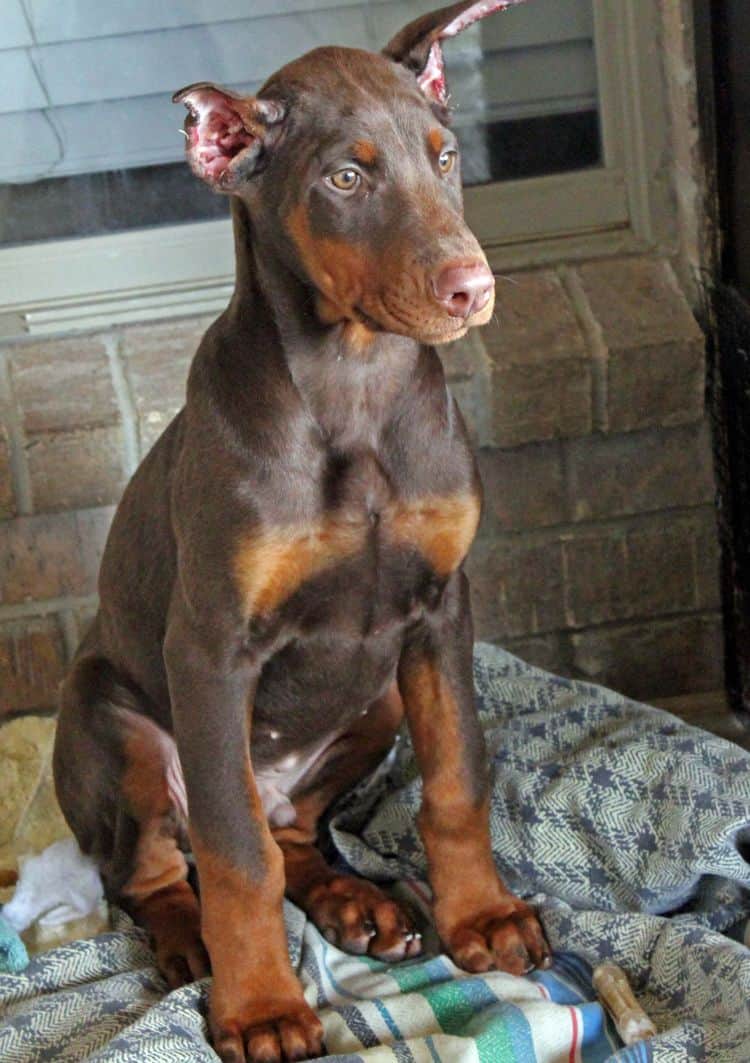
[562,514,706,629]
[571,613,724,700]
[0,615,67,717]
[577,257,701,350]
[441,329,492,383]
[73,603,98,646]
[562,530,630,628]
[565,421,715,521]
[74,507,116,591]
[575,257,705,432]
[0,508,113,606]
[487,271,588,367]
[477,442,565,532]
[607,340,705,432]
[467,535,566,640]
[9,335,118,432]
[503,632,569,676]
[27,427,126,512]
[694,508,721,610]
[121,317,210,452]
[443,331,494,444]
[483,270,592,446]
[493,360,592,446]
[625,518,700,617]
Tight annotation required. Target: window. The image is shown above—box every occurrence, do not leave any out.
[0,0,673,336]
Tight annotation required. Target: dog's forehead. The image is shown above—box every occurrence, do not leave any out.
[262,46,435,139]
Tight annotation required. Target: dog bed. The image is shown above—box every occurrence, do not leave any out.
[2,643,749,1061]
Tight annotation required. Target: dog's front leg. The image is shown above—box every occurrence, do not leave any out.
[398,570,552,977]
[164,601,323,1063]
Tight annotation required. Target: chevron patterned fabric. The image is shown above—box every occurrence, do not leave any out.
[1,644,749,1061]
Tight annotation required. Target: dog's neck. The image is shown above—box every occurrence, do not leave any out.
[228,199,420,358]
[225,199,423,447]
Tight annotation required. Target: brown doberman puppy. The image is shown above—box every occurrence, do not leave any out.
[53,2,550,1060]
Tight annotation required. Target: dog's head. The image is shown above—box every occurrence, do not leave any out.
[174,1,525,345]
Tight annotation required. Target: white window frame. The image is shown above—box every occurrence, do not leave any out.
[0,0,674,338]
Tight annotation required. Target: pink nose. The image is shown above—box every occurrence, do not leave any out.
[432,262,495,319]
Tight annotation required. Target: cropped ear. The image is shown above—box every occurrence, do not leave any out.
[383,0,526,107]
[172,82,285,191]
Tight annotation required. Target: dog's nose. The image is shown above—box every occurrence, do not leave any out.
[432,263,495,319]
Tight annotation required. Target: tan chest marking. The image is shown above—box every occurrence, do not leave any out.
[387,493,480,577]
[233,493,480,619]
[234,517,366,619]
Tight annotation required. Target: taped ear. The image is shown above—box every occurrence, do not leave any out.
[173,82,285,190]
[383,0,527,107]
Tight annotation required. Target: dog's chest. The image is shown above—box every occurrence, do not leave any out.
[233,446,479,630]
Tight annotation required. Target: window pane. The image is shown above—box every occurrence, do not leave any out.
[444,0,601,186]
[0,0,600,247]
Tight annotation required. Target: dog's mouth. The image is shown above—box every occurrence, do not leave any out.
[325,297,475,347]
[317,272,495,345]
[362,284,494,346]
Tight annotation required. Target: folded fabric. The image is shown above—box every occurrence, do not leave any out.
[1,838,104,934]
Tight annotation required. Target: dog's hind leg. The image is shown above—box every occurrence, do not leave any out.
[53,655,208,987]
[274,686,422,962]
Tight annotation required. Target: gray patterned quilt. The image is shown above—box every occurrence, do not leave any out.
[2,644,750,1061]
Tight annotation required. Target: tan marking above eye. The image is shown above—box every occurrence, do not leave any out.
[428,128,444,155]
[352,139,378,166]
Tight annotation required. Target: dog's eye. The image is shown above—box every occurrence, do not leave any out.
[327,168,361,193]
[438,149,457,175]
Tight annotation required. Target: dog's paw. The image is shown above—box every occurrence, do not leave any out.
[442,895,552,976]
[136,882,210,989]
[212,1001,324,1063]
[306,875,422,962]
[155,924,211,989]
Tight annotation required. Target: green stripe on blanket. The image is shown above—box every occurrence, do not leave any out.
[308,919,611,1060]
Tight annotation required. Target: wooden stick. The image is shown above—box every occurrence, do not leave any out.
[593,963,657,1045]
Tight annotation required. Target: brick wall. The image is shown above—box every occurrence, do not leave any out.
[0,255,721,716]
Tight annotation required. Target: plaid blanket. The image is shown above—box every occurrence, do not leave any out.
[2,644,750,1061]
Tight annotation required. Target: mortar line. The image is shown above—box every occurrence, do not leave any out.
[689,531,702,611]
[558,436,575,525]
[560,532,574,629]
[558,264,609,433]
[0,595,98,623]
[498,605,722,643]
[0,349,33,514]
[58,609,80,661]
[473,501,714,547]
[104,332,140,475]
